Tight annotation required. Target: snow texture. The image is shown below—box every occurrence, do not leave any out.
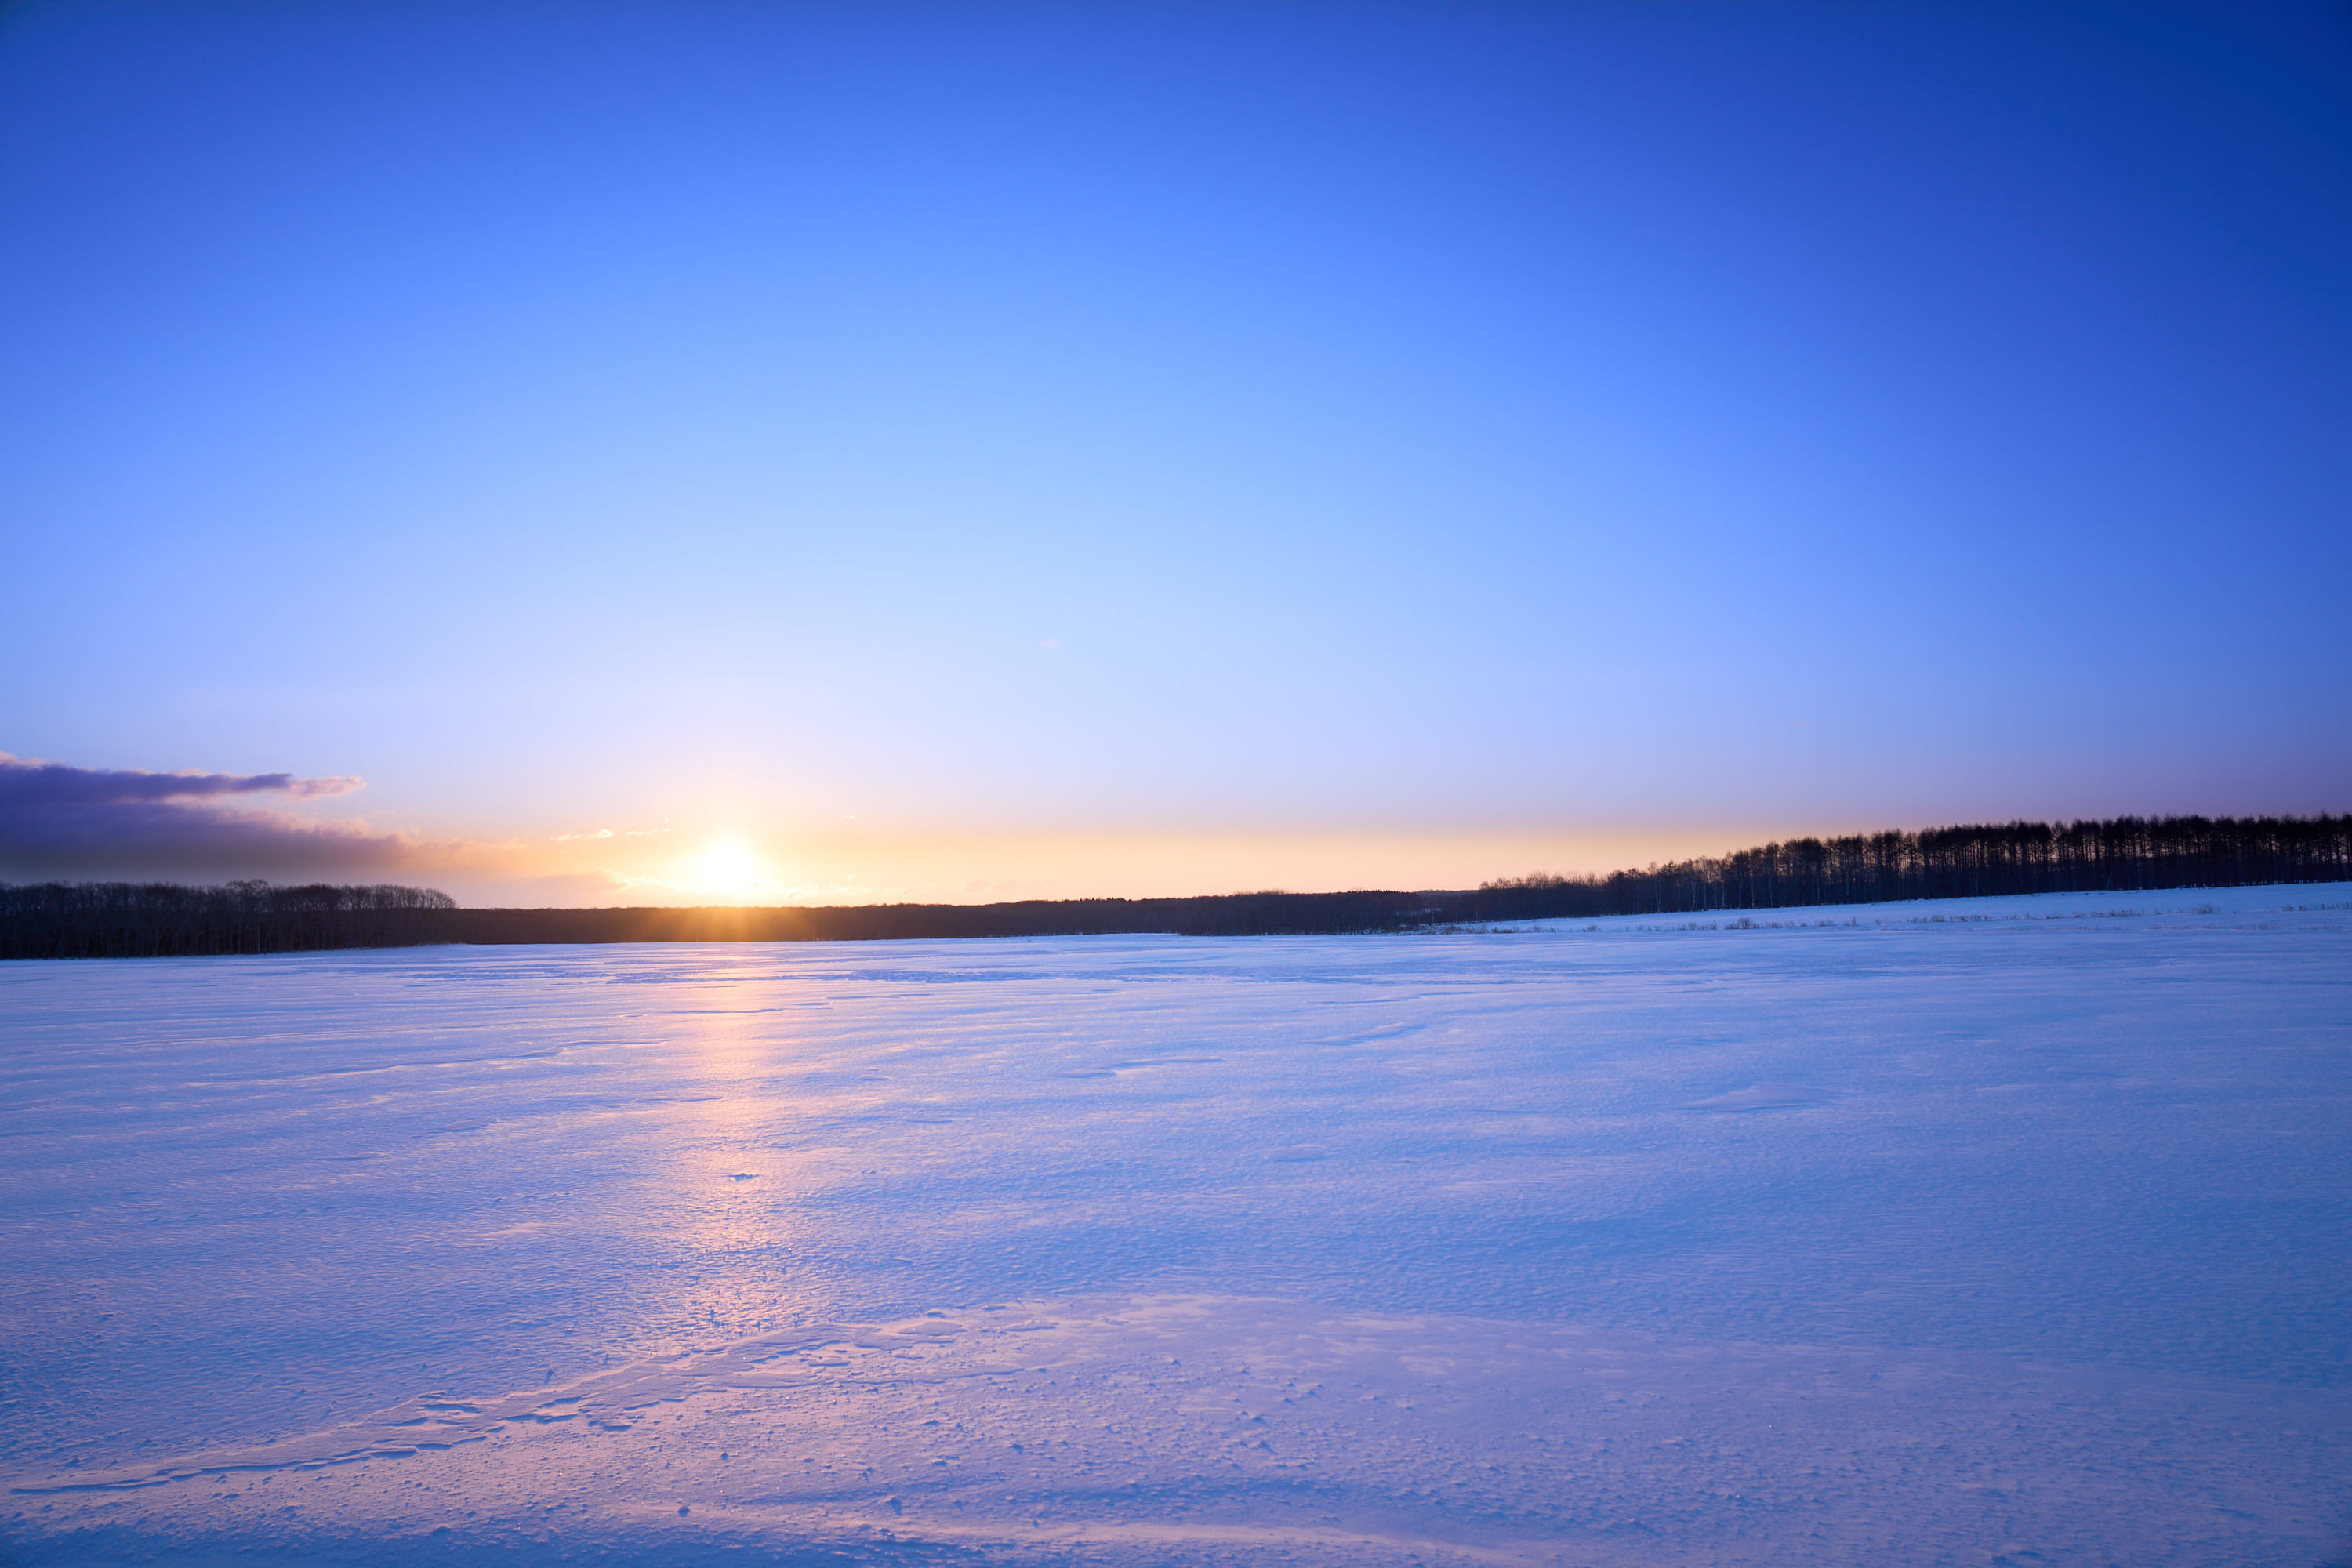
[4,884,2349,1566]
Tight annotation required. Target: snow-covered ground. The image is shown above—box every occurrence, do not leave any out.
[4,884,2348,1566]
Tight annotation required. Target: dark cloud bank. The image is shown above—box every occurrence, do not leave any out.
[0,754,423,880]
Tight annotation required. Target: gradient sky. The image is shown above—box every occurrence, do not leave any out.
[3,1,2348,906]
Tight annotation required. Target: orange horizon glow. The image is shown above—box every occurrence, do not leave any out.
[408,821,1880,910]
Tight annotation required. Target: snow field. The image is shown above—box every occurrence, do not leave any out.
[4,885,2348,1564]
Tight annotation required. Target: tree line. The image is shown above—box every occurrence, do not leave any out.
[0,880,458,959]
[0,883,1441,956]
[4,811,2345,957]
[1547,811,2352,918]
[445,889,1436,945]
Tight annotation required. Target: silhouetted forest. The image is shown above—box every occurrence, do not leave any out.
[5,812,2346,957]
[0,880,457,959]
[1571,811,2352,916]
[447,889,1434,945]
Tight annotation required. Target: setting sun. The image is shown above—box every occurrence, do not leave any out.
[691,840,764,898]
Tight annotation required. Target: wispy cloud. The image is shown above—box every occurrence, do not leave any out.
[0,753,424,880]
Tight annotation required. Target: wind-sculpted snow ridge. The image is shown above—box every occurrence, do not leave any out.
[16,1296,2346,1566]
[4,884,2349,1565]
[9,1318,922,1493]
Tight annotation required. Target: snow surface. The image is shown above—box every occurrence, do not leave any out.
[4,884,2348,1566]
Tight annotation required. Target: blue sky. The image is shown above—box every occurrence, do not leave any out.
[2,1,2347,903]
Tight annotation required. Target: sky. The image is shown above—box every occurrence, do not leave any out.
[2,0,2347,907]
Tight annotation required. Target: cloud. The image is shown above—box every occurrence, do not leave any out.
[0,753,430,880]
[0,757,365,806]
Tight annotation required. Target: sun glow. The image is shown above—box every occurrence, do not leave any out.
[691,840,766,901]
